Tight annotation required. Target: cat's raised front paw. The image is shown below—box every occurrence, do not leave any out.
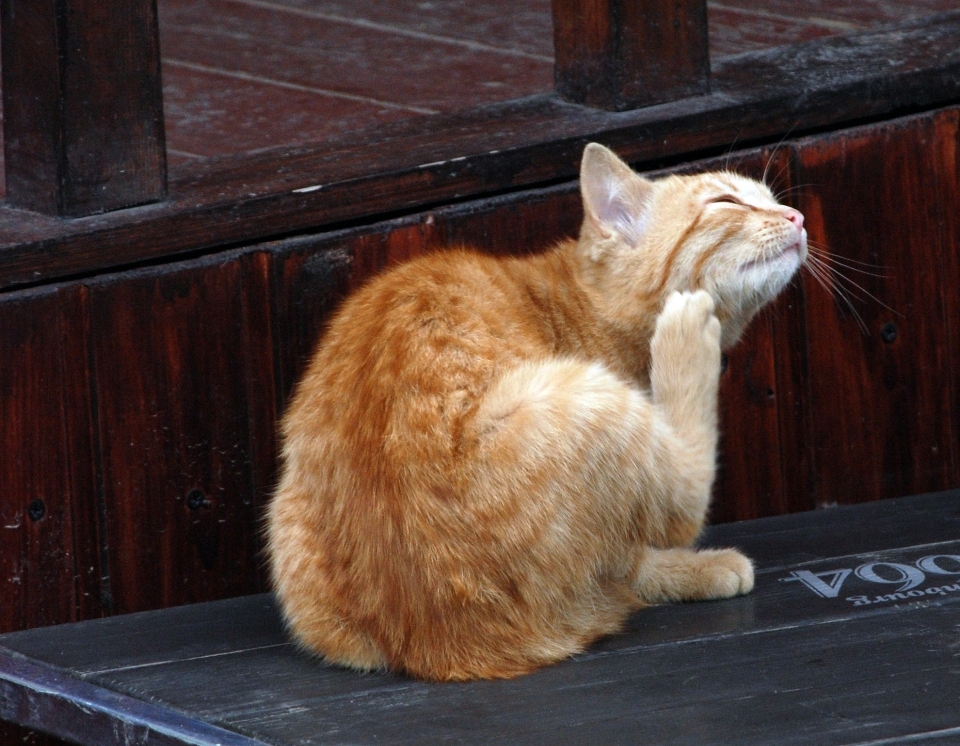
[650,290,722,404]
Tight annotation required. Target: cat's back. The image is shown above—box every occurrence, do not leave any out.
[282,247,564,472]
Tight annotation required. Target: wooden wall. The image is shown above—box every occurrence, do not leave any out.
[1,106,958,635]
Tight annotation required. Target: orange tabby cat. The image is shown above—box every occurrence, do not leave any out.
[267,143,807,681]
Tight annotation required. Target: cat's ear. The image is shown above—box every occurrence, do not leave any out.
[580,143,653,247]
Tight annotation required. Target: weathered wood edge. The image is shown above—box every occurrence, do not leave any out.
[1,11,960,291]
[0,650,267,746]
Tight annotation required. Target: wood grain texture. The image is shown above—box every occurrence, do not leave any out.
[160,61,413,160]
[793,113,957,505]
[0,287,101,746]
[930,108,960,492]
[1,0,167,216]
[3,12,960,290]
[160,0,552,114]
[713,0,959,27]
[0,653,267,746]
[3,492,960,746]
[88,255,274,614]
[0,287,101,634]
[553,0,709,110]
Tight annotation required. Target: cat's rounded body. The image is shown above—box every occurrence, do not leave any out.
[268,144,807,680]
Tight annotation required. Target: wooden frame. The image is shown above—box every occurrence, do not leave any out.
[552,0,710,109]
[0,0,167,217]
[0,11,958,290]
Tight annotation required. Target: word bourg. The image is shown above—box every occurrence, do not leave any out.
[780,554,960,606]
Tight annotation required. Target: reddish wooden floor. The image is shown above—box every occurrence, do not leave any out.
[0,0,956,192]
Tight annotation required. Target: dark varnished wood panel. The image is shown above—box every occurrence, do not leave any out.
[792,113,956,504]
[706,6,837,57]
[88,254,276,613]
[0,287,101,634]
[435,183,581,257]
[3,15,960,290]
[930,108,960,491]
[0,287,101,746]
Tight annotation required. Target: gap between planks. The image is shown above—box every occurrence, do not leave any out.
[81,643,292,677]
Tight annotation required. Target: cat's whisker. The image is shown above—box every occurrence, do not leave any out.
[805,252,901,329]
[762,126,797,189]
[806,243,886,270]
[803,258,871,333]
[805,248,888,277]
[774,183,817,201]
[804,257,878,323]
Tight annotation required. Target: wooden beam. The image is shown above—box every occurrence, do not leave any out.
[0,11,959,290]
[1,0,167,217]
[552,0,710,110]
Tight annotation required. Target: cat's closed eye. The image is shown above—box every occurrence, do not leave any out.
[707,194,742,205]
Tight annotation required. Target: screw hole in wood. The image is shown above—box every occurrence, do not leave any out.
[27,499,46,522]
[186,489,211,510]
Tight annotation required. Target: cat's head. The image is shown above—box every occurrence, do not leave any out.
[576,143,806,349]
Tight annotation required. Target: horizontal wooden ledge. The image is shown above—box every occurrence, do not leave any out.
[1,10,960,291]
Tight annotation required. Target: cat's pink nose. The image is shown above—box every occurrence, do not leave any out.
[783,208,804,230]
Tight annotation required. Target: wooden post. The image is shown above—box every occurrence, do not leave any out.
[1,0,167,217]
[552,0,710,111]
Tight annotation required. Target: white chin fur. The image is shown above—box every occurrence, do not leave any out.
[742,248,802,299]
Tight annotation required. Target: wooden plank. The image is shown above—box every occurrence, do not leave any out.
[714,0,958,26]
[930,108,960,490]
[2,491,959,746]
[0,287,101,633]
[0,654,267,746]
[85,606,960,745]
[706,5,837,57]
[240,0,556,59]
[87,253,274,613]
[0,286,102,746]
[435,182,581,256]
[552,0,709,109]
[792,113,957,505]
[1,0,167,216]
[159,61,413,160]
[159,0,551,114]
[1,13,960,289]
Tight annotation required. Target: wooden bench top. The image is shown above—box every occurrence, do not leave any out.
[2,490,959,745]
